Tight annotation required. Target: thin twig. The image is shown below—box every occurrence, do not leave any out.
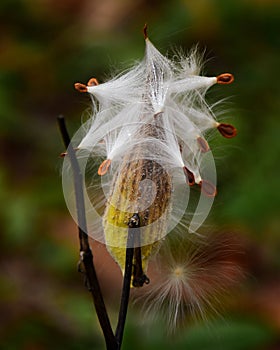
[115,213,140,349]
[57,115,117,350]
[132,227,150,287]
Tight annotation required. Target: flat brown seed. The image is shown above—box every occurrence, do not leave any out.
[87,77,99,86]
[197,137,210,153]
[154,111,163,118]
[143,23,148,40]
[98,159,111,176]
[183,166,195,186]
[217,123,237,138]
[200,180,217,197]
[217,73,234,84]
[74,83,88,93]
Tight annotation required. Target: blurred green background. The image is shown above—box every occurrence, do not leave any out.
[1,0,280,349]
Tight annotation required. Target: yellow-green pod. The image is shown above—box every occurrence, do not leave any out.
[103,125,172,278]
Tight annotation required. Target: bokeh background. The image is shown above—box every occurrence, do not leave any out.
[1,0,280,349]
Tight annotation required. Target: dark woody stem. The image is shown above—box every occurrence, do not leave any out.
[132,225,150,288]
[57,115,117,350]
[115,213,139,349]
[57,116,146,350]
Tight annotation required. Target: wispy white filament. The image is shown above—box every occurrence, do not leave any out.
[78,38,221,183]
[62,33,235,246]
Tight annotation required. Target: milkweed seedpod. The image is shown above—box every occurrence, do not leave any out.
[65,25,237,281]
